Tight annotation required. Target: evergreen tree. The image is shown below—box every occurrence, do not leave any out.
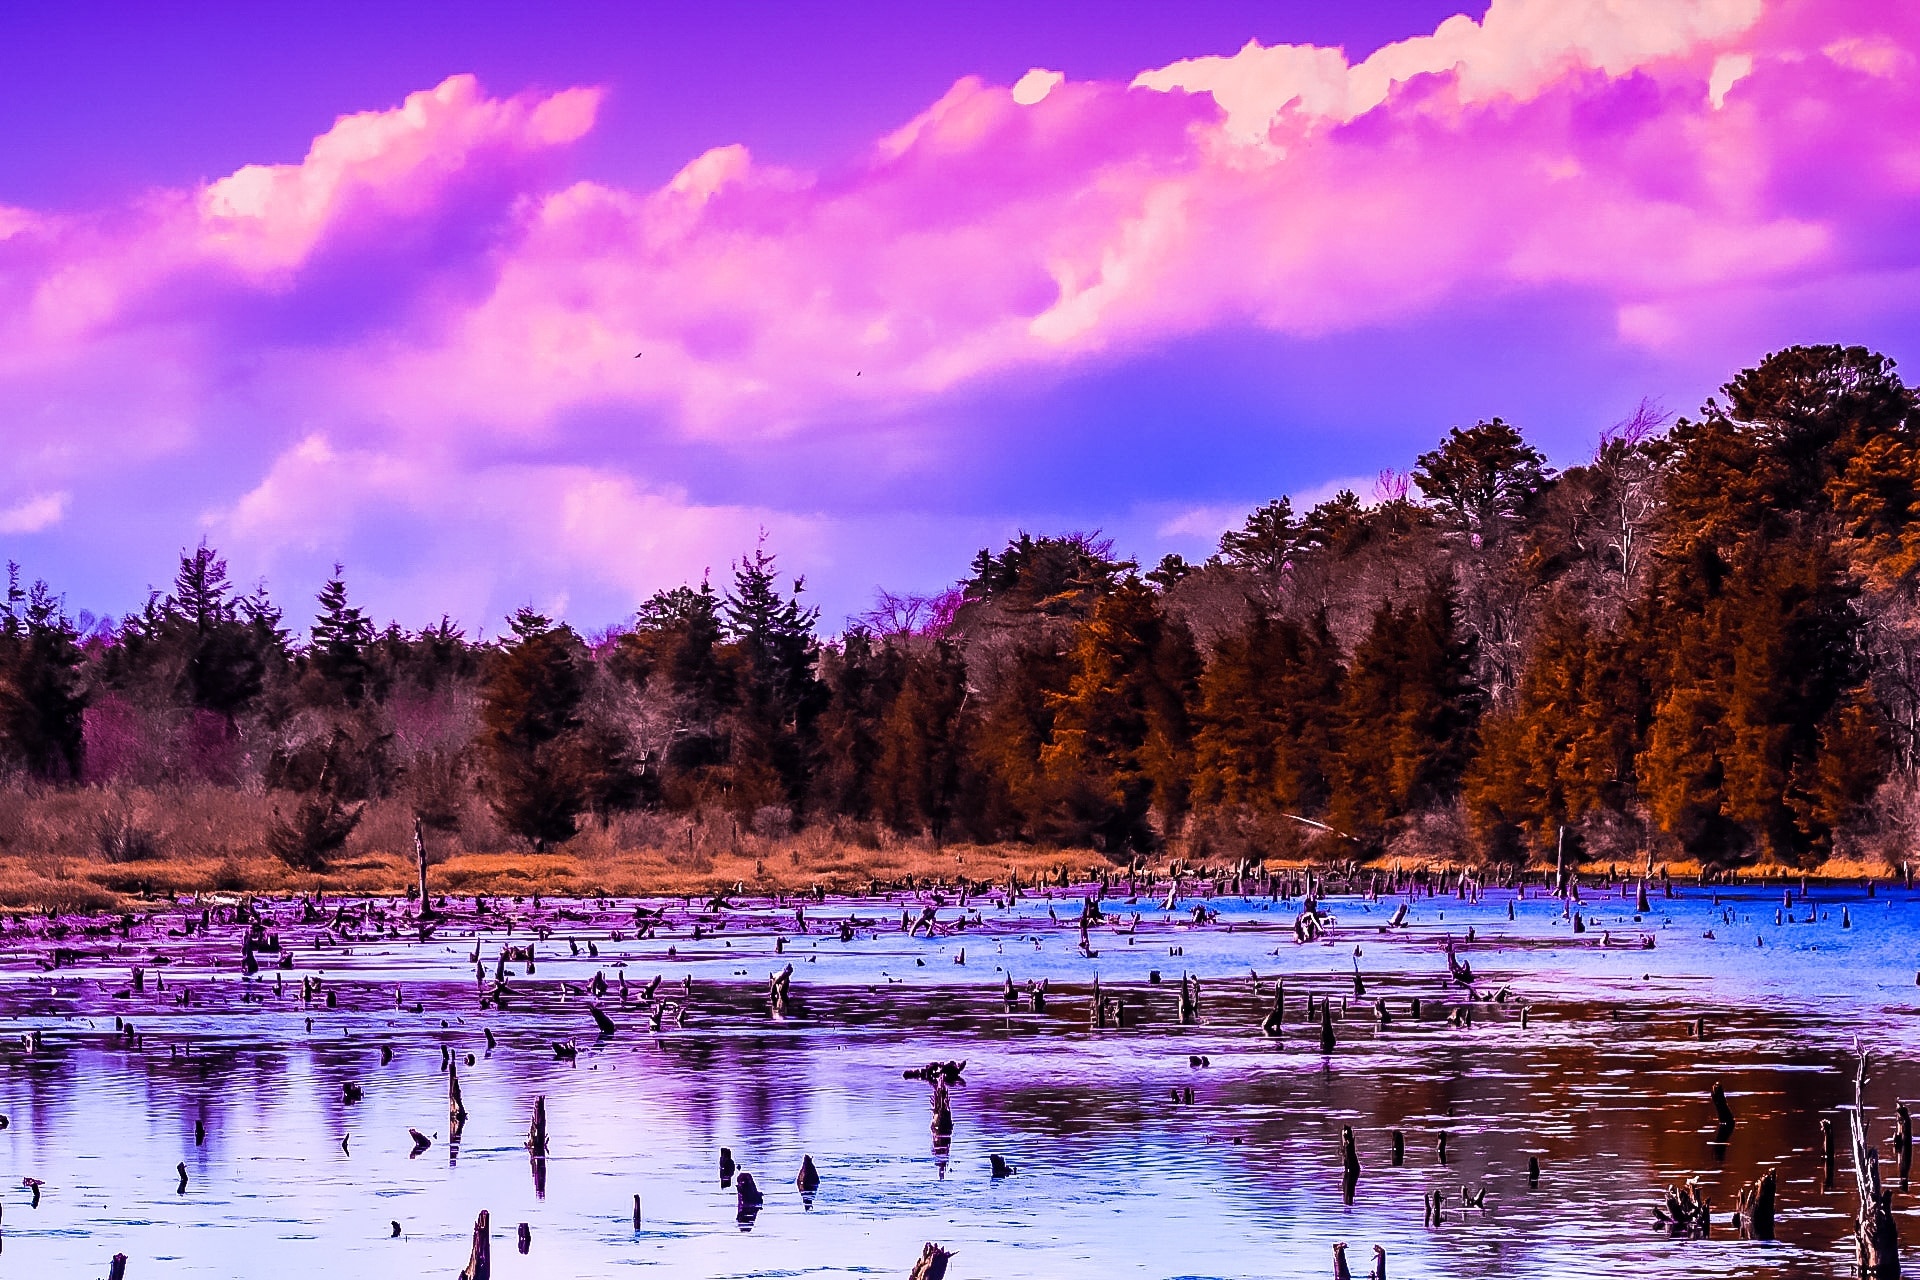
[310,565,376,705]
[871,640,971,837]
[1190,610,1341,815]
[1412,418,1553,546]
[0,567,89,779]
[1040,579,1200,853]
[724,545,823,817]
[1329,582,1483,846]
[480,608,595,851]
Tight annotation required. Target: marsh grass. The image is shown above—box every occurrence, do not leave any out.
[0,784,1902,911]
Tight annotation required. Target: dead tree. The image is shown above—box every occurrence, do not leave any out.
[768,964,794,1019]
[526,1096,548,1157]
[1851,1052,1901,1278]
[908,1243,953,1280]
[447,1061,470,1131]
[458,1210,490,1280]
[930,1081,955,1135]
[1734,1170,1776,1240]
[414,818,436,921]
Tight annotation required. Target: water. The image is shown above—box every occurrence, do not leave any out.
[2,880,1917,1278]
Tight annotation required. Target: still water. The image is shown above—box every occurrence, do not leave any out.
[1,878,1916,1278]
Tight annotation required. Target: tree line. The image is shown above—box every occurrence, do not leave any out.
[5,344,1919,873]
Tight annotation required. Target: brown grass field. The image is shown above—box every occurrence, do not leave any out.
[0,785,1897,912]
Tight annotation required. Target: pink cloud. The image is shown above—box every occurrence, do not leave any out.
[3,0,1918,623]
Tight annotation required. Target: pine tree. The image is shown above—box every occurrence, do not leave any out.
[1190,610,1340,815]
[480,609,595,851]
[310,565,376,705]
[871,640,971,837]
[724,544,823,818]
[1039,579,1200,853]
[1329,582,1483,846]
[0,567,89,780]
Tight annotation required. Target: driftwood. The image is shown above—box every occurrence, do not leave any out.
[903,1060,966,1084]
[907,1242,953,1280]
[1851,1052,1901,1277]
[458,1210,490,1280]
[1444,939,1474,987]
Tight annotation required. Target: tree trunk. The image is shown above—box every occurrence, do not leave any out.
[459,1210,490,1280]
[1853,1054,1902,1277]
[907,1242,953,1280]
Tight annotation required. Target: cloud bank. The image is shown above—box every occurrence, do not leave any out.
[2,0,1916,628]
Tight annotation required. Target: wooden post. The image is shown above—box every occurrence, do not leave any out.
[632,1193,643,1230]
[108,1255,129,1280]
[1711,1081,1735,1127]
[1319,1000,1336,1054]
[458,1210,490,1280]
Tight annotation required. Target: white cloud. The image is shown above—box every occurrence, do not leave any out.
[1011,68,1066,106]
[0,491,69,534]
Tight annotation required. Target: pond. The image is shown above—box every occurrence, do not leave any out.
[1,876,1916,1278]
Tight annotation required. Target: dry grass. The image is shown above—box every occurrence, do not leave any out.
[0,786,1096,908]
[0,785,1904,911]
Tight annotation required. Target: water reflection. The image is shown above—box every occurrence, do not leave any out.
[0,883,1916,1277]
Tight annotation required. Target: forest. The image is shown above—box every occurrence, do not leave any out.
[5,344,1920,888]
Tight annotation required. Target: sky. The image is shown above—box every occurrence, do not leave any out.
[2,0,1918,635]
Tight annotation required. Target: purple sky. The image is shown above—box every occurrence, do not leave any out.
[2,0,1916,634]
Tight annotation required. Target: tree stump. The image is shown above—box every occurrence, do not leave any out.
[1851,1053,1901,1277]
[458,1210,490,1280]
[1711,1081,1735,1127]
[449,1061,468,1129]
[1735,1170,1776,1240]
[907,1242,953,1280]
